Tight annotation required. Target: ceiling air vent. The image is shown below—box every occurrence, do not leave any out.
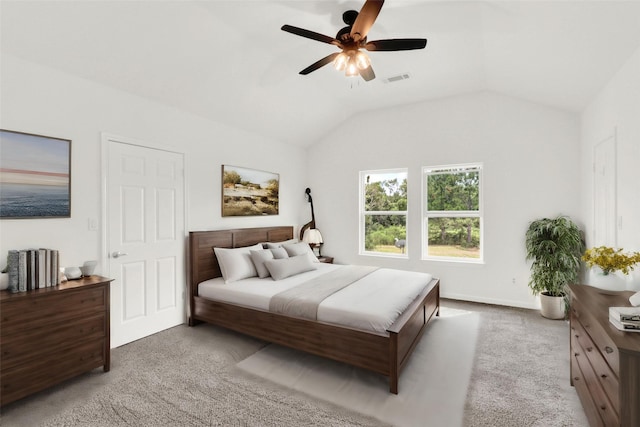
[382,73,411,84]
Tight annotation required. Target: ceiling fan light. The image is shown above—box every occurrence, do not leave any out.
[345,59,358,77]
[355,51,370,70]
[334,52,348,71]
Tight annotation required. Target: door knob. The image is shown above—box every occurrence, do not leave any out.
[112,251,128,258]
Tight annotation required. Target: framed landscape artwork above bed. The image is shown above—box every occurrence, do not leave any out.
[0,129,71,219]
[222,165,279,217]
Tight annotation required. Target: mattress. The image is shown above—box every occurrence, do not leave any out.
[198,263,433,334]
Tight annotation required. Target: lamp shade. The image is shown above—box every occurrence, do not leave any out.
[302,228,323,245]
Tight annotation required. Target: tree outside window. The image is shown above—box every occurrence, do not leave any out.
[423,164,482,261]
[360,169,408,257]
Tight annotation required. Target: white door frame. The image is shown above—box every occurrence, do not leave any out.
[592,128,617,248]
[100,132,189,342]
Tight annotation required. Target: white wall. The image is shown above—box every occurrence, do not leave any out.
[8,44,637,307]
[0,54,308,274]
[580,45,640,288]
[307,92,581,309]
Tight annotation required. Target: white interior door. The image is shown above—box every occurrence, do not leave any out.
[106,137,185,348]
[593,134,616,247]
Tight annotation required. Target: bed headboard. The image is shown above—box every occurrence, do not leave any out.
[188,226,293,316]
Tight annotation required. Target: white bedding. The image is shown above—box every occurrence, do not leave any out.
[198,264,433,335]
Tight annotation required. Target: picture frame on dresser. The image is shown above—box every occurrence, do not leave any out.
[0,129,71,219]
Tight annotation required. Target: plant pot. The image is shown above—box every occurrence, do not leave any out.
[540,292,565,320]
[588,267,627,293]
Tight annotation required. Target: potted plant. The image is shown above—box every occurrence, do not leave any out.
[582,246,640,292]
[525,216,584,319]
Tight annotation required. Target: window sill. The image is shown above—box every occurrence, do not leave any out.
[421,257,484,265]
[359,252,408,260]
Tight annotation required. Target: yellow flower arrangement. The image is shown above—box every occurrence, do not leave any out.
[582,246,640,275]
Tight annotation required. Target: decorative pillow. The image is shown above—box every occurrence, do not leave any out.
[270,247,289,259]
[265,238,299,249]
[214,243,263,283]
[264,255,317,281]
[282,242,318,263]
[250,249,275,279]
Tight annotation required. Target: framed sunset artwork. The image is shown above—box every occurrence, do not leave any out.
[0,130,71,218]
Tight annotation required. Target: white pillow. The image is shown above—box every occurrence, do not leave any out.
[282,242,318,263]
[250,249,274,279]
[214,243,263,283]
[265,238,299,249]
[270,247,289,259]
[264,255,317,281]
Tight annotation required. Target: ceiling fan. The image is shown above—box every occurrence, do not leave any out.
[281,0,427,82]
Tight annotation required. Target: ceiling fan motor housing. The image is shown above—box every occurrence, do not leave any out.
[280,0,427,81]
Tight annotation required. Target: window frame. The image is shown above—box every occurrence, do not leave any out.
[359,168,409,258]
[421,163,484,263]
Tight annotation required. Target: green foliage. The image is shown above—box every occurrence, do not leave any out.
[428,217,480,248]
[525,216,584,297]
[425,168,481,253]
[427,169,479,211]
[365,177,407,212]
[365,218,406,251]
[363,176,407,252]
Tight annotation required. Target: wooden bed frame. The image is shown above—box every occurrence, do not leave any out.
[188,226,440,394]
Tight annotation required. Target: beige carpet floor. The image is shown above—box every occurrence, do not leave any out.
[237,307,479,427]
[0,299,589,426]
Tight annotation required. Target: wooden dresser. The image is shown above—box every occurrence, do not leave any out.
[1,276,112,406]
[568,284,640,427]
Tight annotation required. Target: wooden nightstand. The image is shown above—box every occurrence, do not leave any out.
[317,256,334,264]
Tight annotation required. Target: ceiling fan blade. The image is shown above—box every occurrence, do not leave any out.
[365,38,427,51]
[350,0,384,42]
[359,65,376,81]
[299,52,341,75]
[281,25,340,46]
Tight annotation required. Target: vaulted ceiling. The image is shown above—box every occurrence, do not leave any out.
[2,1,640,147]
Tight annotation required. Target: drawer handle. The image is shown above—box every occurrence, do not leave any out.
[586,347,593,352]
[600,405,606,411]
[574,352,580,357]
[601,374,607,379]
[604,346,614,354]
[574,377,580,382]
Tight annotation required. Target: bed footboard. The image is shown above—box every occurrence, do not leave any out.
[387,278,440,393]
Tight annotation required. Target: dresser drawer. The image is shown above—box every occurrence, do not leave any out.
[572,299,619,375]
[571,314,620,412]
[1,286,106,336]
[0,338,105,406]
[1,313,106,370]
[573,339,620,427]
[572,352,606,427]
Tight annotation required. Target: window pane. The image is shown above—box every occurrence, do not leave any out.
[427,169,479,211]
[364,215,407,255]
[426,217,480,258]
[364,172,407,212]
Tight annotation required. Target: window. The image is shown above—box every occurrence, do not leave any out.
[359,169,408,257]
[423,164,482,261]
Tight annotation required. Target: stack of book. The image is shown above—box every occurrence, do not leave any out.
[609,306,640,332]
[6,248,60,293]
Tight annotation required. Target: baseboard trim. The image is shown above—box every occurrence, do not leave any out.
[441,293,539,310]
